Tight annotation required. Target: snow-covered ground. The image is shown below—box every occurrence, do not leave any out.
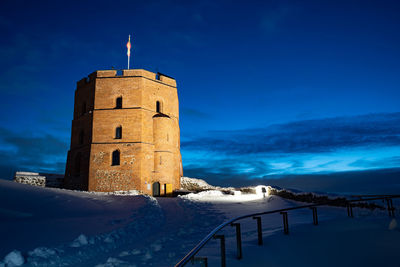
[191,196,400,267]
[224,216,400,267]
[0,178,399,266]
[180,185,270,202]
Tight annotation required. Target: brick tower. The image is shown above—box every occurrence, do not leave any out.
[64,69,182,195]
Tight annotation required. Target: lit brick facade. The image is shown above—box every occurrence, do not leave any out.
[64,69,182,195]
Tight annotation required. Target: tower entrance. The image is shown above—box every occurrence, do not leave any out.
[152,182,160,197]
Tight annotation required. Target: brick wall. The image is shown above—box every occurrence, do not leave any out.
[64,69,182,194]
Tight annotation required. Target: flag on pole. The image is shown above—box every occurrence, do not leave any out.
[127,35,131,69]
[127,35,131,57]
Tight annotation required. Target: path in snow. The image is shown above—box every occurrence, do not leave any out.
[91,198,225,267]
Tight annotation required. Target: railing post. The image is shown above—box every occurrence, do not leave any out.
[386,198,391,217]
[386,198,395,217]
[252,216,263,245]
[213,235,226,267]
[310,207,318,225]
[390,198,396,217]
[280,212,289,234]
[191,257,208,267]
[347,204,353,218]
[230,223,242,259]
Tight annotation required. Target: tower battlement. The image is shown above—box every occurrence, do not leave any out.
[76,69,177,89]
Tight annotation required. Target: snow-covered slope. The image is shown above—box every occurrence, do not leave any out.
[0,178,399,267]
[0,179,224,266]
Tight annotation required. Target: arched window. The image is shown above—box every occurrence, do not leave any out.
[75,153,81,174]
[79,130,84,144]
[115,126,122,139]
[112,150,120,166]
[156,101,161,113]
[116,97,122,109]
[82,102,86,115]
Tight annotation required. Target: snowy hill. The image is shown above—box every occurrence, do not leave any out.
[0,179,225,266]
[0,178,399,266]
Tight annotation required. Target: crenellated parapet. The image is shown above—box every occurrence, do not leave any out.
[76,69,176,90]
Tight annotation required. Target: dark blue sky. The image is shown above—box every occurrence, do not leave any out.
[0,0,399,184]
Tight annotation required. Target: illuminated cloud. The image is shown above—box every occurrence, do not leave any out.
[182,113,400,179]
[182,112,400,154]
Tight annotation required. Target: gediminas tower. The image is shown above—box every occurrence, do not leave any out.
[64,69,182,196]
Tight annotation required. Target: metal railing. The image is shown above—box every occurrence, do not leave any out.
[175,194,399,267]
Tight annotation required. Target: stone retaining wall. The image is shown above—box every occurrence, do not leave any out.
[14,172,64,188]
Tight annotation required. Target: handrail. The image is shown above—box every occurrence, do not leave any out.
[175,195,400,267]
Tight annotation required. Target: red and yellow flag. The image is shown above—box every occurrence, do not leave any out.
[127,35,131,57]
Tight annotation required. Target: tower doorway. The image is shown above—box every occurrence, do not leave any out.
[152,182,160,197]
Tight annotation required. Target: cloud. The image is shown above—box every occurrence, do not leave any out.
[187,157,271,176]
[0,128,68,179]
[183,167,253,187]
[181,112,400,180]
[181,108,211,119]
[183,163,400,195]
[182,112,400,155]
[349,156,400,169]
[196,167,400,195]
[258,168,400,195]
